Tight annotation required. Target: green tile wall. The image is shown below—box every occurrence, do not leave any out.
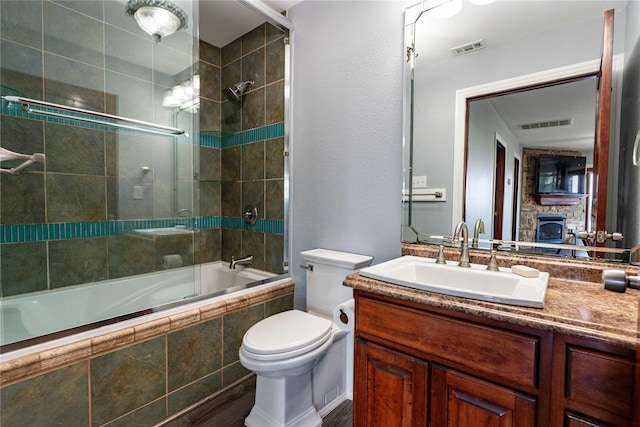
[197,27,287,275]
[0,293,294,427]
[1,10,287,298]
[0,8,290,425]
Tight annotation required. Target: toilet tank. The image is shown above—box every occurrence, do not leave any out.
[301,249,373,317]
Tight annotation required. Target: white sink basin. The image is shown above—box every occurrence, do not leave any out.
[359,256,549,308]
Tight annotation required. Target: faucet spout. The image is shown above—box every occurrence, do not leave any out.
[453,221,471,268]
[230,255,253,269]
[472,218,485,249]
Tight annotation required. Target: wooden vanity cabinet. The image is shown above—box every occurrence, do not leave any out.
[354,339,429,426]
[551,334,636,426]
[430,364,537,427]
[353,291,636,427]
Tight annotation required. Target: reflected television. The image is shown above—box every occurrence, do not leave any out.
[535,154,587,196]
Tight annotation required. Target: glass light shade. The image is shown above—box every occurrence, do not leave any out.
[182,82,194,99]
[427,0,463,19]
[191,75,200,92]
[171,84,187,101]
[134,6,181,41]
[162,89,181,107]
[180,97,200,113]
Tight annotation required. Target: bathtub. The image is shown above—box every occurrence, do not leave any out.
[0,261,276,351]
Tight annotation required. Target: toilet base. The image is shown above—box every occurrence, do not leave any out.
[245,372,322,427]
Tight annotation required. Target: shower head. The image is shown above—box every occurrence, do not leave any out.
[223,81,254,103]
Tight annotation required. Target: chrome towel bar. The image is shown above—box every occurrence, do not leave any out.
[2,95,186,137]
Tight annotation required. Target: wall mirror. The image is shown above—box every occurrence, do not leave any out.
[402,0,640,262]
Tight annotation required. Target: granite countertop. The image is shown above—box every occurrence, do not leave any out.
[344,246,639,349]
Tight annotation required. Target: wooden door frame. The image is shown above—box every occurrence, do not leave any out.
[592,8,614,244]
[454,57,622,226]
[511,154,521,241]
[493,139,506,240]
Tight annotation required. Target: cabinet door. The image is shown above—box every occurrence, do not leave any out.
[354,339,429,427]
[431,365,537,427]
[564,412,612,427]
[551,336,635,426]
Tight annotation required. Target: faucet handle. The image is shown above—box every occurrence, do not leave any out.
[486,250,499,271]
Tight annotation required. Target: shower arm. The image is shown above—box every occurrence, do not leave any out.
[2,96,187,137]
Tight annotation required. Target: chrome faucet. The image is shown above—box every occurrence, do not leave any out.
[453,220,471,268]
[472,218,485,249]
[230,255,253,269]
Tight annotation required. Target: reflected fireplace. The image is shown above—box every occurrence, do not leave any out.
[536,214,567,244]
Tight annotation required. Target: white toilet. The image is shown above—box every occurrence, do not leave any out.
[239,248,373,427]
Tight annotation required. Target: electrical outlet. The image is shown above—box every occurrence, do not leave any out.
[412,175,427,188]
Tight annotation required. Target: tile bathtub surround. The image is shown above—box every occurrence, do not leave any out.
[0,0,201,297]
[0,362,90,426]
[1,21,287,298]
[0,281,294,426]
[198,31,286,273]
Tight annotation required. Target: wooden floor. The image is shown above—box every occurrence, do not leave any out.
[157,375,353,427]
[321,400,353,427]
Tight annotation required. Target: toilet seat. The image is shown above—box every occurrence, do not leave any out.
[242,310,333,361]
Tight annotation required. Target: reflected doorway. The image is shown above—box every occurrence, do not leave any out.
[493,139,506,240]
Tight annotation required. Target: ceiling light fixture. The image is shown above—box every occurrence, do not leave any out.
[125,0,188,43]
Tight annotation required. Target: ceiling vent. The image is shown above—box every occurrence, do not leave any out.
[451,39,487,56]
[519,118,573,130]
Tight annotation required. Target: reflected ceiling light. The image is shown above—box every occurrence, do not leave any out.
[163,75,200,112]
[427,0,463,19]
[125,0,188,42]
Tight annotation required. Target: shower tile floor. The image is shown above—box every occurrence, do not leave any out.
[158,375,353,427]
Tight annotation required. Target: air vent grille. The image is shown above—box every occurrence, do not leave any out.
[519,118,573,130]
[451,39,487,56]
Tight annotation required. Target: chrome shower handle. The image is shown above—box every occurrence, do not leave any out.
[242,206,258,225]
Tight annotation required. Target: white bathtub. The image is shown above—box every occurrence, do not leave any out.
[0,261,275,349]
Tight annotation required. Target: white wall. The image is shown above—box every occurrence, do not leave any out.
[288,1,411,308]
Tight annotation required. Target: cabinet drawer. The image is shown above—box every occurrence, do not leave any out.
[357,297,540,390]
[565,345,634,419]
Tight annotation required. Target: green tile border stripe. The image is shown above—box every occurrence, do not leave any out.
[220,123,284,148]
[0,217,283,244]
[2,102,283,148]
[199,132,222,148]
[197,123,284,149]
[220,217,284,234]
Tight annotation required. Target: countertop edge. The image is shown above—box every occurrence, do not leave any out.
[345,273,638,350]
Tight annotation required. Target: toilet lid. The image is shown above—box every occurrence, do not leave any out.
[243,310,333,355]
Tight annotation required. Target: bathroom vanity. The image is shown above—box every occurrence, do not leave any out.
[345,251,638,427]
